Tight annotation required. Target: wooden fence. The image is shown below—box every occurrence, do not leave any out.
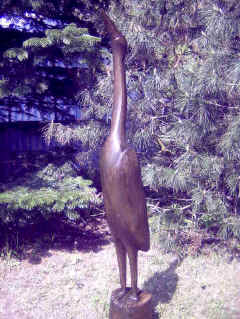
[0,121,63,180]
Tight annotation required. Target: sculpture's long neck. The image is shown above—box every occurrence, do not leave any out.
[100,10,128,147]
[110,47,127,144]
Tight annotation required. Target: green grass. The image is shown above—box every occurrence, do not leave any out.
[138,225,240,319]
[0,216,239,318]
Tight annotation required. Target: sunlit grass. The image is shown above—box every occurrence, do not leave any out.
[0,217,239,319]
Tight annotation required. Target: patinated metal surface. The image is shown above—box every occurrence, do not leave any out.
[99,10,150,301]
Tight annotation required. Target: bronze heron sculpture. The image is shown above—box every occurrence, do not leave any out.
[99,10,150,301]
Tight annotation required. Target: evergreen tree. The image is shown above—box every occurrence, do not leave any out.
[0,149,102,227]
[0,11,101,121]
[0,1,106,228]
[2,0,240,251]
[45,0,240,249]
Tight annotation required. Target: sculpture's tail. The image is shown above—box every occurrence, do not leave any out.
[100,9,127,53]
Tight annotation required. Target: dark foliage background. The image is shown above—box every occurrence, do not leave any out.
[1,0,240,255]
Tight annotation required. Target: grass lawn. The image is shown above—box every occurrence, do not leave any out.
[0,217,239,319]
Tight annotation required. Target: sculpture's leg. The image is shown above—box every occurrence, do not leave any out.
[127,247,138,300]
[115,239,127,297]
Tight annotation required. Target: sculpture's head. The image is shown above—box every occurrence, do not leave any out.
[100,9,127,56]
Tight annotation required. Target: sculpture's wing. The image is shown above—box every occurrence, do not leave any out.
[100,146,150,251]
[119,148,150,251]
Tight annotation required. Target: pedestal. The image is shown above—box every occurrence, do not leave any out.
[109,288,152,319]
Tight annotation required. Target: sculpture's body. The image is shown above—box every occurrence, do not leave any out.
[99,11,150,301]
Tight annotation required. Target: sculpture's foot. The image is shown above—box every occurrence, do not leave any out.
[117,287,129,300]
[115,287,140,301]
[128,288,140,302]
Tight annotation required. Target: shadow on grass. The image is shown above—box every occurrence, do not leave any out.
[0,216,111,265]
[143,258,182,319]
